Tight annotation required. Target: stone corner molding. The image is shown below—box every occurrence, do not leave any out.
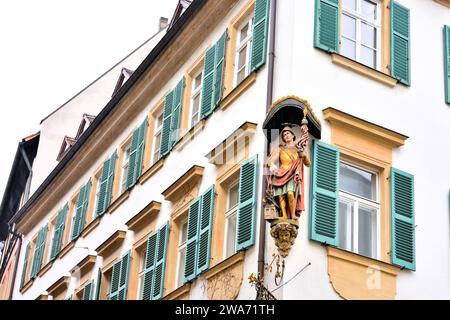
[327,247,400,300]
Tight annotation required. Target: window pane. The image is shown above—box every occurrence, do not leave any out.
[343,0,356,10]
[361,0,376,20]
[361,23,376,48]
[180,222,188,244]
[237,68,246,85]
[228,183,239,209]
[361,46,376,69]
[194,73,202,89]
[358,204,377,258]
[177,247,186,287]
[342,14,356,39]
[225,213,237,259]
[340,163,377,200]
[339,198,354,252]
[240,24,249,42]
[341,38,356,60]
[238,46,247,69]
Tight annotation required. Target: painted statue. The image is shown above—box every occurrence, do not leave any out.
[266,116,311,220]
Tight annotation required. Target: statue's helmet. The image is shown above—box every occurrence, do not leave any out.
[281,126,296,142]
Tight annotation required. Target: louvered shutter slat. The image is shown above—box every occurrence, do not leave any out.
[127,128,140,189]
[142,232,157,300]
[108,260,121,300]
[20,243,31,287]
[170,78,185,147]
[105,151,117,212]
[251,0,271,71]
[310,140,340,246]
[236,155,259,251]
[444,26,450,104]
[391,168,415,271]
[118,252,131,300]
[152,223,169,300]
[200,47,215,119]
[50,203,68,260]
[159,92,174,157]
[213,31,227,109]
[96,157,111,216]
[314,0,339,53]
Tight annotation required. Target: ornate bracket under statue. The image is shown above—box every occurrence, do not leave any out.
[262,96,321,263]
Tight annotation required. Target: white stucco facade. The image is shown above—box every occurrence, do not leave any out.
[11,0,450,300]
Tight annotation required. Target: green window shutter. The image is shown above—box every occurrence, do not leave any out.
[196,187,215,275]
[82,281,93,300]
[444,25,450,104]
[391,0,410,86]
[309,140,340,246]
[251,0,271,71]
[213,31,227,109]
[105,151,117,213]
[95,268,102,300]
[20,243,30,287]
[160,91,175,158]
[152,223,169,300]
[108,259,121,300]
[142,232,158,300]
[117,251,131,300]
[71,180,91,241]
[391,168,415,271]
[67,295,73,300]
[314,0,340,53]
[200,46,216,119]
[127,120,147,189]
[50,203,68,260]
[31,225,48,278]
[184,198,201,282]
[96,151,117,217]
[236,155,259,251]
[170,78,185,147]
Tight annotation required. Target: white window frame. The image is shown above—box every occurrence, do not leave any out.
[137,247,147,299]
[339,161,381,260]
[234,17,253,87]
[120,145,131,194]
[189,70,203,129]
[223,181,239,260]
[176,220,188,288]
[341,0,382,70]
[93,173,102,215]
[151,112,164,165]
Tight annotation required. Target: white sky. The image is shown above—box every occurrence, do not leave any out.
[0,0,179,198]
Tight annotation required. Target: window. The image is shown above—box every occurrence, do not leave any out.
[189,71,203,128]
[93,172,102,216]
[176,220,188,288]
[338,162,380,259]
[235,17,253,86]
[151,112,163,165]
[341,0,381,69]
[224,182,239,259]
[137,247,147,299]
[120,145,131,194]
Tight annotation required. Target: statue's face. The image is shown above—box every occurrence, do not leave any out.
[282,131,294,143]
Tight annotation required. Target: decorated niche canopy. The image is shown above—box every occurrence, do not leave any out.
[263,96,321,140]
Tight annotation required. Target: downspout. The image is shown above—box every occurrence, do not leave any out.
[258,0,277,280]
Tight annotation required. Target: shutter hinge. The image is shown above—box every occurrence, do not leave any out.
[386,64,391,71]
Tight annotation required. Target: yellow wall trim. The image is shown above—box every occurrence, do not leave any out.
[161,166,204,202]
[37,260,53,278]
[204,251,245,300]
[71,255,97,276]
[81,216,102,238]
[327,247,399,300]
[95,230,126,257]
[126,201,161,232]
[59,240,75,259]
[108,190,130,215]
[163,283,191,300]
[434,0,450,8]
[323,107,408,148]
[331,53,398,87]
[139,158,165,185]
[220,72,257,112]
[36,294,49,300]
[47,276,70,297]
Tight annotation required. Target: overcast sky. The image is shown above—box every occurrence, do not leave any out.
[0,0,179,198]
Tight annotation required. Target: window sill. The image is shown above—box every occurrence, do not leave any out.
[220,72,257,111]
[81,215,102,238]
[107,190,130,215]
[163,283,191,300]
[59,240,75,259]
[327,246,400,300]
[173,119,206,152]
[139,158,165,185]
[37,259,54,278]
[433,0,450,8]
[330,54,398,88]
[20,278,34,294]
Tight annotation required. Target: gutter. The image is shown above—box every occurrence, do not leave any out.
[8,0,207,228]
[258,0,277,281]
